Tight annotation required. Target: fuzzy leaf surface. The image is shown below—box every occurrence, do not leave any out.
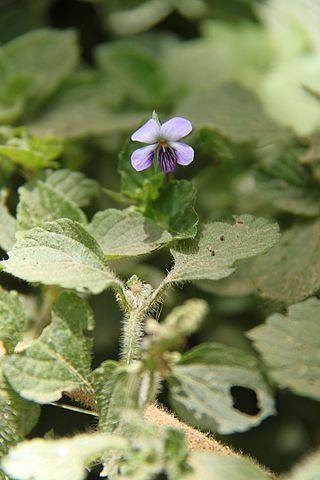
[250,220,320,304]
[3,292,94,403]
[89,208,171,257]
[168,342,275,434]
[166,215,280,283]
[1,219,118,294]
[188,451,271,480]
[0,191,16,251]
[1,432,127,480]
[247,297,320,401]
[0,287,28,353]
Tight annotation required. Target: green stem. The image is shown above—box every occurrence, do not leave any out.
[121,308,144,365]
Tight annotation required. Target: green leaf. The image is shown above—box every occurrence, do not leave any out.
[95,42,171,109]
[247,297,320,401]
[143,299,209,358]
[250,220,320,305]
[175,84,288,144]
[285,449,320,480]
[43,169,100,208]
[168,342,275,434]
[89,208,172,258]
[256,147,320,217]
[1,219,119,294]
[17,183,86,232]
[1,432,127,480]
[0,369,40,476]
[0,29,78,120]
[188,451,271,480]
[166,215,280,283]
[0,287,28,353]
[146,180,198,239]
[119,139,164,204]
[29,72,148,139]
[0,190,16,252]
[0,128,63,170]
[3,292,94,403]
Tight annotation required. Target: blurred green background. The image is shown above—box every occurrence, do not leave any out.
[1,0,320,477]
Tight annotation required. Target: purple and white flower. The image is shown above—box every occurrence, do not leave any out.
[131,113,194,173]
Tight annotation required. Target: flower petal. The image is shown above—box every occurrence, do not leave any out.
[131,144,156,171]
[157,146,177,173]
[171,142,194,166]
[160,117,192,141]
[131,119,160,144]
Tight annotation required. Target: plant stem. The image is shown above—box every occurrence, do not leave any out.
[49,402,97,416]
[121,308,144,365]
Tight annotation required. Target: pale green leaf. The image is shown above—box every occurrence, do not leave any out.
[0,287,28,353]
[89,208,172,258]
[188,451,271,480]
[250,220,320,305]
[0,190,16,252]
[0,128,63,170]
[166,215,280,283]
[169,342,275,434]
[44,169,99,208]
[247,297,320,401]
[1,432,127,480]
[147,180,198,239]
[1,219,119,294]
[0,369,40,473]
[29,74,147,139]
[0,28,78,118]
[175,84,288,144]
[285,449,320,480]
[3,292,94,403]
[17,181,86,231]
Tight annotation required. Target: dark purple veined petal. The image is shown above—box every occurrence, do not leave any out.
[157,146,177,173]
[131,144,157,171]
[131,119,160,144]
[160,117,192,142]
[170,141,194,166]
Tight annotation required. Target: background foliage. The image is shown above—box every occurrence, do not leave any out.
[0,0,320,479]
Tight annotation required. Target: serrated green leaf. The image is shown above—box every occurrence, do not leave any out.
[119,139,164,204]
[0,29,78,121]
[1,219,119,294]
[0,287,28,353]
[250,220,320,305]
[17,181,86,232]
[44,169,99,207]
[175,84,288,144]
[0,128,63,170]
[168,342,275,434]
[188,451,271,480]
[285,449,320,480]
[89,208,172,258]
[0,369,40,478]
[166,215,280,283]
[247,297,320,401]
[1,432,127,480]
[0,190,16,252]
[146,180,198,239]
[3,292,94,403]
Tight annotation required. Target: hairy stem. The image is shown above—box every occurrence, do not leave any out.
[121,308,145,365]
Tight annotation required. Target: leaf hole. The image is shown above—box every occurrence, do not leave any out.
[230,386,260,416]
[220,235,225,241]
[236,220,244,225]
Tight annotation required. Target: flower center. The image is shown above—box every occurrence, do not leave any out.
[159,139,168,148]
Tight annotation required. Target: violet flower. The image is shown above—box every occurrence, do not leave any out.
[131,113,194,173]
